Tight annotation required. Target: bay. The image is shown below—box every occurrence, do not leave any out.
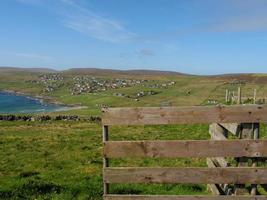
[0,91,66,114]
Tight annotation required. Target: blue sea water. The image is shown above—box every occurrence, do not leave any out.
[0,91,66,114]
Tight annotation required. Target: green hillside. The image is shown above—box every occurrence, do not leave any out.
[1,68,267,199]
[1,67,267,115]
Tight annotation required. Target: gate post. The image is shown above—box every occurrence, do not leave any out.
[103,125,109,195]
[251,123,260,195]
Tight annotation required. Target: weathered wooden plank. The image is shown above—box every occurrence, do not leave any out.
[207,183,223,195]
[104,195,267,200]
[209,123,228,140]
[101,105,267,125]
[103,125,109,195]
[219,123,241,136]
[207,158,232,194]
[104,140,267,158]
[206,158,225,195]
[209,124,229,167]
[104,167,267,184]
[235,123,254,195]
[210,157,229,168]
[208,124,232,195]
[252,123,260,195]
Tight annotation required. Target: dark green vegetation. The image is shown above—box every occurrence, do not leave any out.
[1,67,267,199]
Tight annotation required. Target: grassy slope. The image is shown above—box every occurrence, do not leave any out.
[1,69,267,199]
[1,70,267,116]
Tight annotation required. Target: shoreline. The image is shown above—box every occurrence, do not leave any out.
[1,89,66,106]
[0,90,87,113]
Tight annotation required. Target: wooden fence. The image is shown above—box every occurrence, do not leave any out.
[102,105,267,199]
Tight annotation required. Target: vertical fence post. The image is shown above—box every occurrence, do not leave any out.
[235,123,254,195]
[237,87,242,104]
[251,123,260,195]
[253,89,257,104]
[225,89,229,103]
[208,123,231,195]
[103,125,109,195]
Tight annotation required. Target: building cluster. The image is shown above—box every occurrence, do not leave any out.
[32,74,64,93]
[71,76,147,95]
[207,99,218,105]
[144,81,176,89]
[225,80,246,86]
[29,74,176,96]
[130,90,159,100]
[113,90,159,101]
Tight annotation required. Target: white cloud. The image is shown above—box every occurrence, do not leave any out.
[64,13,136,43]
[17,0,137,43]
[59,0,137,43]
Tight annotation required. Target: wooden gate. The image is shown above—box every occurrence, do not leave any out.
[102,105,267,199]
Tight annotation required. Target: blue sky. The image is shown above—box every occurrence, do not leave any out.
[1,0,267,75]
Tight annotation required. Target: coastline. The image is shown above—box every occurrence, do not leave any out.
[1,89,65,106]
[0,90,87,112]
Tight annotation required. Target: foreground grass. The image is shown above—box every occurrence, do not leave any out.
[1,121,267,199]
[0,121,212,199]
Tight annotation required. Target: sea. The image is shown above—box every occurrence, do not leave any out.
[0,91,66,114]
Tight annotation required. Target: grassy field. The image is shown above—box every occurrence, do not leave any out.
[1,68,267,199]
[1,120,267,199]
[0,121,212,199]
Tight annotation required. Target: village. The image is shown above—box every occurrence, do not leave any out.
[70,75,176,96]
[70,75,147,95]
[29,74,64,93]
[31,74,176,99]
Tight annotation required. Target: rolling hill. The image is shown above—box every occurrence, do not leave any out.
[0,66,267,116]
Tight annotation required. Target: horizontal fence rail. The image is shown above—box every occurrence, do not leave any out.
[104,139,267,158]
[104,167,267,184]
[102,105,267,125]
[102,105,267,199]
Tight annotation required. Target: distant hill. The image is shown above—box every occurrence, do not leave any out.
[0,67,190,77]
[62,68,187,76]
[1,67,267,82]
[1,66,267,115]
[0,67,57,73]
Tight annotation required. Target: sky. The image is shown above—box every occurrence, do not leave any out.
[1,0,267,75]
